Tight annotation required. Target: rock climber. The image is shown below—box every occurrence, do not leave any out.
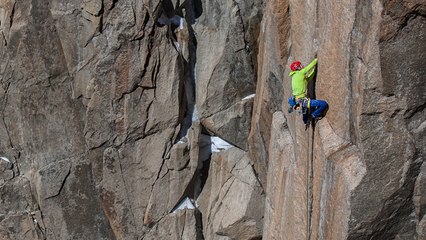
[290,58,317,99]
[287,58,328,124]
[288,96,328,124]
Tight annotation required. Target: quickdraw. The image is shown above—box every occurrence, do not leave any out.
[288,97,312,117]
[296,98,310,115]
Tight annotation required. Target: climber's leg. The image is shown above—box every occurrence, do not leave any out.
[310,99,328,119]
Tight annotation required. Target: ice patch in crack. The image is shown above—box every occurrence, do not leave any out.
[199,134,234,161]
[171,197,195,213]
[179,17,184,30]
[0,157,10,163]
[210,136,233,152]
[242,94,256,100]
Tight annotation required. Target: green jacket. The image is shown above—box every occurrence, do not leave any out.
[289,58,318,99]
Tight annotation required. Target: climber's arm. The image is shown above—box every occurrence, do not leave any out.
[306,68,316,81]
[300,58,318,75]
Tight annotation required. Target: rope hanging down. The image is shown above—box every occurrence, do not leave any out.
[306,120,315,240]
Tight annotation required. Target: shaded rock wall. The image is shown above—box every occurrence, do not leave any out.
[0,0,424,240]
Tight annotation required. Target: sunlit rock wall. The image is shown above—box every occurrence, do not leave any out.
[258,0,426,239]
[0,0,424,239]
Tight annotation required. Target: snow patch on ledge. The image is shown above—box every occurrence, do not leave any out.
[210,136,233,152]
[179,17,184,30]
[242,94,255,100]
[199,134,234,161]
[177,137,187,144]
[171,197,195,213]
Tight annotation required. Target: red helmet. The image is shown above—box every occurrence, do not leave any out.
[290,61,301,71]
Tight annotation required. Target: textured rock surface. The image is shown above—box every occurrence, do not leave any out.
[248,0,288,187]
[198,148,264,240]
[258,0,426,239]
[0,0,425,239]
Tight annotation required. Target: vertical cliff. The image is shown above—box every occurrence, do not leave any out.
[258,0,426,239]
[0,0,424,239]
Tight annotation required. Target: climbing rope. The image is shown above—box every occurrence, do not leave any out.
[306,120,315,240]
[305,128,310,240]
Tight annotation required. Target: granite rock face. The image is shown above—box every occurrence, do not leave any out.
[0,0,263,239]
[0,0,424,240]
[258,0,426,239]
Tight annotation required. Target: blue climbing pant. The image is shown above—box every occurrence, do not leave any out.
[310,99,328,118]
[303,99,328,123]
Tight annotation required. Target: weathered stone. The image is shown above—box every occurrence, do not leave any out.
[257,0,426,239]
[0,176,45,239]
[144,123,206,227]
[0,157,14,184]
[100,147,138,239]
[198,147,264,240]
[143,209,202,240]
[194,0,261,118]
[415,162,426,224]
[202,97,253,151]
[34,159,70,200]
[0,177,35,216]
[248,0,289,188]
[168,123,203,206]
[0,214,42,240]
[419,217,426,240]
[38,162,114,240]
[1,0,425,239]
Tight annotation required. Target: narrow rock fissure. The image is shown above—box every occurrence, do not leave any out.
[98,1,104,34]
[116,85,143,104]
[248,162,265,193]
[306,123,315,240]
[169,156,211,213]
[151,54,160,97]
[194,209,205,240]
[139,38,154,80]
[2,82,14,149]
[348,0,367,146]
[194,158,211,200]
[305,5,321,236]
[14,151,21,176]
[26,173,48,239]
[231,0,249,51]
[404,101,426,119]
[30,211,47,240]
[87,139,109,151]
[1,30,7,46]
[398,11,425,36]
[175,2,198,142]
[9,2,16,29]
[110,0,118,11]
[45,168,71,200]
[209,177,236,227]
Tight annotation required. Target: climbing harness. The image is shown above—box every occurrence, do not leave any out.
[288,97,311,115]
